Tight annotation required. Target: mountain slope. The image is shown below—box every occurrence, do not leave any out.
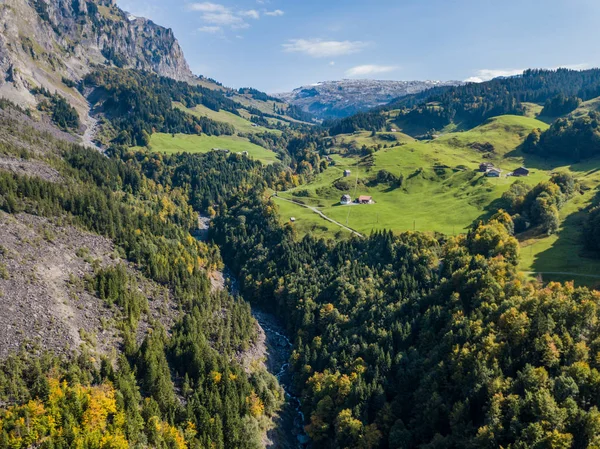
[0,100,284,447]
[0,0,193,139]
[275,79,463,120]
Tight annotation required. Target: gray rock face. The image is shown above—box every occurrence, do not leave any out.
[0,0,194,142]
[275,79,464,119]
[0,0,192,102]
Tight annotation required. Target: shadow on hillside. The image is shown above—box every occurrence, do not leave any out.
[529,211,589,273]
[525,190,600,287]
[472,197,508,227]
[505,144,600,174]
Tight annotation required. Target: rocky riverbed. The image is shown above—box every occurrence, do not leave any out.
[221,269,308,447]
[196,216,308,447]
[253,310,309,448]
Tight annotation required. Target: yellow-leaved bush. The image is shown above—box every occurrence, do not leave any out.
[0,379,187,449]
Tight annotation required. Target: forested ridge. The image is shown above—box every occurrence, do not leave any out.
[84,68,238,146]
[391,69,600,128]
[212,188,600,449]
[0,107,283,448]
[325,69,600,136]
[523,111,600,161]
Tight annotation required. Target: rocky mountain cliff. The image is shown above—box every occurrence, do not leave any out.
[275,79,463,120]
[0,0,193,133]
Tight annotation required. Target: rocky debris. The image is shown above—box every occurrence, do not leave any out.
[209,270,226,292]
[209,269,267,373]
[0,106,80,155]
[469,141,496,153]
[0,211,177,360]
[253,311,308,449]
[275,79,464,120]
[237,320,268,374]
[0,156,62,182]
[0,106,79,181]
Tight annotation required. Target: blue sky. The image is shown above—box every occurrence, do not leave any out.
[117,0,600,93]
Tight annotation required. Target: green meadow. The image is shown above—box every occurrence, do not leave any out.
[279,115,550,235]
[274,114,600,285]
[273,196,352,240]
[139,132,279,164]
[174,102,281,135]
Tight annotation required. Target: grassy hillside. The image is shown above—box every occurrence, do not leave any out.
[272,195,352,239]
[139,132,279,164]
[175,102,281,135]
[571,95,600,118]
[280,115,549,233]
[276,114,600,285]
[333,130,415,148]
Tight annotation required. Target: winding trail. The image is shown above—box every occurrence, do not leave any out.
[272,195,364,237]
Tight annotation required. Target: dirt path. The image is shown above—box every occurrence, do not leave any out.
[272,195,364,237]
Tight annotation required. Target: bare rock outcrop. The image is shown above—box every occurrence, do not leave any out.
[0,0,194,145]
[0,212,178,360]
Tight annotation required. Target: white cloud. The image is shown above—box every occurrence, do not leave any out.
[465,68,524,83]
[188,3,251,29]
[198,25,222,33]
[188,2,228,12]
[188,2,269,31]
[345,64,398,78]
[240,9,260,19]
[282,39,368,58]
[203,11,247,26]
[265,9,284,16]
[329,61,336,66]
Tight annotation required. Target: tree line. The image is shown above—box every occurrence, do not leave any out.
[330,69,600,135]
[523,111,600,161]
[83,68,243,146]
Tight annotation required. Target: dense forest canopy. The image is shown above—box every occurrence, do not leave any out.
[325,112,388,136]
[0,108,284,448]
[211,186,600,449]
[523,111,600,161]
[541,94,582,117]
[5,57,600,449]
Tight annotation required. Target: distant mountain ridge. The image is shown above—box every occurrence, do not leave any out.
[274,79,464,119]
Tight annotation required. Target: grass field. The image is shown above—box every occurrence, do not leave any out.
[139,132,279,164]
[280,115,550,234]
[334,130,415,148]
[572,96,600,118]
[175,102,280,135]
[273,196,352,239]
[274,114,600,285]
